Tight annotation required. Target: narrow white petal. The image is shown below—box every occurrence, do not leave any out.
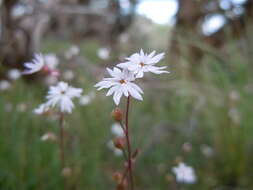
[129,82,144,94]
[127,85,143,101]
[113,90,123,105]
[106,85,119,96]
[135,71,144,78]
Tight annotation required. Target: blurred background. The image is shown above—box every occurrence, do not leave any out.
[0,0,253,189]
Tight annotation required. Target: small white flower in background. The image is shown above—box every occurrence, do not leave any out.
[33,103,50,115]
[5,103,13,112]
[107,140,123,156]
[79,91,95,106]
[79,95,91,106]
[46,81,83,113]
[200,144,214,158]
[111,123,124,137]
[8,69,21,80]
[119,33,129,43]
[97,47,110,60]
[22,53,44,74]
[117,49,169,78]
[17,103,27,112]
[95,67,143,105]
[44,53,59,70]
[172,162,197,184]
[0,80,11,91]
[44,76,58,86]
[228,108,241,124]
[65,45,80,59]
[63,70,74,81]
[41,132,57,141]
[23,53,59,75]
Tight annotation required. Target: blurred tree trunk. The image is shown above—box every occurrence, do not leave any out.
[169,0,253,69]
[169,0,207,66]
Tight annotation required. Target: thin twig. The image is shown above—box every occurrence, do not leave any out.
[125,96,134,190]
[59,112,65,169]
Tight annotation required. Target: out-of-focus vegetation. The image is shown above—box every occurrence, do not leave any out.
[1,0,253,189]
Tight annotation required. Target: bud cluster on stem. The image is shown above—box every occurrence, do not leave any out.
[111,96,136,190]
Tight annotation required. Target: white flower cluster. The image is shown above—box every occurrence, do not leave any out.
[95,49,169,105]
[172,162,197,184]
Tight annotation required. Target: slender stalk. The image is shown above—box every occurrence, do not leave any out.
[59,112,65,169]
[125,96,134,190]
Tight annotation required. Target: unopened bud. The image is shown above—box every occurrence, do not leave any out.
[42,65,50,73]
[116,180,127,190]
[112,172,122,183]
[111,108,122,121]
[113,137,125,150]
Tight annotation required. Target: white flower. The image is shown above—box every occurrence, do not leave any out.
[172,163,197,184]
[107,140,123,156]
[45,81,83,113]
[200,144,214,157]
[41,132,57,141]
[79,91,95,106]
[63,70,74,81]
[23,53,59,75]
[117,49,169,78]
[79,95,91,105]
[97,47,110,60]
[44,76,58,86]
[33,103,50,115]
[22,53,44,74]
[0,80,11,91]
[8,69,21,80]
[44,53,59,70]
[95,67,143,105]
[111,123,124,137]
[16,103,27,112]
[65,45,80,59]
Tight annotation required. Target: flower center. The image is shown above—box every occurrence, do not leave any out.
[139,62,145,67]
[60,90,66,94]
[119,79,125,84]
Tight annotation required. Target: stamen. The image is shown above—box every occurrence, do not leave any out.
[139,62,145,67]
[119,79,125,84]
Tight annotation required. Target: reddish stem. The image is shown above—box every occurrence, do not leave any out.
[59,112,65,169]
[125,96,134,190]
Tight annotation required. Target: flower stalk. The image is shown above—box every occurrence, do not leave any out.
[59,112,65,169]
[125,96,134,190]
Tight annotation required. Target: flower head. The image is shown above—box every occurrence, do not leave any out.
[8,69,21,80]
[172,163,197,184]
[117,49,169,78]
[43,81,82,113]
[94,67,143,105]
[22,54,45,74]
[23,53,59,75]
[44,53,59,70]
[0,80,11,91]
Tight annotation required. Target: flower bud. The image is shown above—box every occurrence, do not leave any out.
[116,180,127,190]
[116,183,125,190]
[112,172,122,183]
[111,108,122,122]
[113,137,125,150]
